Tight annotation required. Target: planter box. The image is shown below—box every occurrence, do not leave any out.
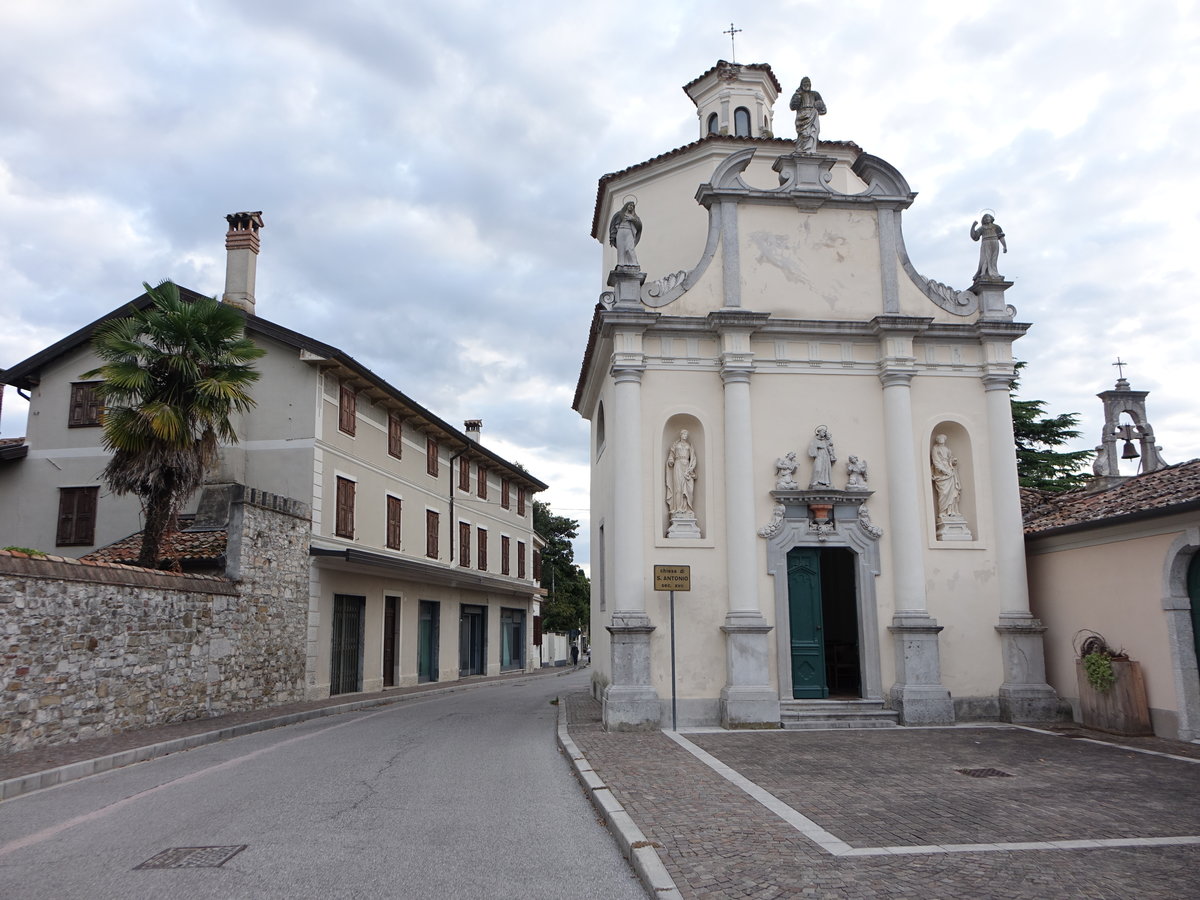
[1075,659,1152,736]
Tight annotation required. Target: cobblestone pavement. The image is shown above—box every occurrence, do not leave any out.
[0,667,564,783]
[566,693,1200,899]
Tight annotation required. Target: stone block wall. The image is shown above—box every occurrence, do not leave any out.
[0,488,311,754]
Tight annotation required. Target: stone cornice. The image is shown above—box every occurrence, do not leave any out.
[869,315,934,336]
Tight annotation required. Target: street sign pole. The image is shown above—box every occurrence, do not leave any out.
[653,565,690,733]
[670,589,677,732]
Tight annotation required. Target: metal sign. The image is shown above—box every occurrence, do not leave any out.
[654,565,691,592]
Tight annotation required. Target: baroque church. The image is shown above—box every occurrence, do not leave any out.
[573,60,1059,729]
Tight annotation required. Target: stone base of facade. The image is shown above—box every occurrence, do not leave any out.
[888,613,955,725]
[995,613,1060,723]
[720,611,779,727]
[604,611,660,730]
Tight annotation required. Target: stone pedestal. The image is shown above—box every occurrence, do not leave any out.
[604,611,661,730]
[995,614,1060,723]
[607,266,647,307]
[935,514,973,541]
[719,610,778,727]
[771,153,837,194]
[888,613,955,725]
[971,277,1013,319]
[666,513,701,539]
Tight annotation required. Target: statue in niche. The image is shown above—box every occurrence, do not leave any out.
[789,76,826,155]
[970,214,1007,281]
[807,426,836,489]
[845,455,869,490]
[930,434,963,518]
[666,430,698,516]
[774,451,800,490]
[608,200,643,269]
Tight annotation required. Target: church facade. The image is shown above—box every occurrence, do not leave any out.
[574,61,1059,729]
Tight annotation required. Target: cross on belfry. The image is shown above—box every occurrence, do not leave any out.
[723,22,742,61]
[1112,357,1129,380]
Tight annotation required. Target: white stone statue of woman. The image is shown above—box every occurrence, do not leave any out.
[930,434,963,518]
[666,429,697,516]
[970,214,1007,281]
[807,426,836,489]
[608,200,643,269]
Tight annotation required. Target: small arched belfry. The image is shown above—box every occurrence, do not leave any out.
[573,60,1057,730]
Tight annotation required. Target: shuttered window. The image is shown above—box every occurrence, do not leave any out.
[426,438,439,477]
[388,413,403,459]
[533,549,542,581]
[386,496,402,549]
[517,541,526,579]
[425,509,439,559]
[459,521,471,567]
[477,527,488,570]
[335,477,355,538]
[477,465,488,499]
[56,487,98,546]
[501,478,511,509]
[68,383,102,427]
[458,457,470,491]
[533,615,543,647]
[501,535,510,575]
[517,487,526,517]
[338,382,357,435]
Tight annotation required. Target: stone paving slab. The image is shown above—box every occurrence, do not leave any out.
[565,692,1200,899]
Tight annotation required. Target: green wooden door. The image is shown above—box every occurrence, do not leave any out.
[1188,554,1200,676]
[788,548,828,699]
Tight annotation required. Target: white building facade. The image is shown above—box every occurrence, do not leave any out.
[574,61,1058,729]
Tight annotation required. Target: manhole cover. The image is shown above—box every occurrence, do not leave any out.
[956,767,1013,778]
[135,846,248,869]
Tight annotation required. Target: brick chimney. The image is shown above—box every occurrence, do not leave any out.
[464,419,482,441]
[222,211,264,314]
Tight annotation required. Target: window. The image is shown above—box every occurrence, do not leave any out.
[56,487,98,546]
[501,535,510,575]
[533,549,542,582]
[335,477,355,538]
[459,521,471,567]
[517,487,526,517]
[339,382,357,436]
[388,413,403,459]
[500,608,525,671]
[425,509,439,559]
[706,112,719,135]
[426,437,439,477]
[458,457,470,492]
[386,496,402,549]
[734,106,751,137]
[517,541,526,579]
[477,465,488,499]
[68,382,102,427]
[477,527,488,570]
[501,478,511,509]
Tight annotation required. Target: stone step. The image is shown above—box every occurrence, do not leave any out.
[779,700,899,730]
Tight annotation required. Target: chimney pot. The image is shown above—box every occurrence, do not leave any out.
[464,419,483,440]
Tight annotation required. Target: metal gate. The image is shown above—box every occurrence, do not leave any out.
[330,594,365,695]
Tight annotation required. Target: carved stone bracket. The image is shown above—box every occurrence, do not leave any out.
[760,488,881,542]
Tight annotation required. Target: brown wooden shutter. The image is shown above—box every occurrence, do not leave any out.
[426,509,439,558]
[459,457,470,491]
[517,487,526,517]
[518,541,526,579]
[339,383,357,435]
[501,478,510,509]
[69,383,102,427]
[56,487,98,546]
[501,535,510,575]
[335,477,355,538]
[477,527,487,570]
[477,465,488,499]
[386,496,402,549]
[426,438,439,476]
[533,549,542,582]
[533,615,543,647]
[388,414,403,458]
[459,521,471,567]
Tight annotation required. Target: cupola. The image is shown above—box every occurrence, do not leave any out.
[683,60,781,139]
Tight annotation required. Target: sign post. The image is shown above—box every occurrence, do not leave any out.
[653,565,691,731]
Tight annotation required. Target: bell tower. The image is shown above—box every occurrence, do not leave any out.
[684,60,780,139]
[1095,361,1169,477]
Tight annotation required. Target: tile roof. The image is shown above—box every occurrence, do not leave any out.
[1022,459,1200,536]
[82,522,228,569]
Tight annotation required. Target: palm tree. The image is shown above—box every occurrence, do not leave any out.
[84,280,265,568]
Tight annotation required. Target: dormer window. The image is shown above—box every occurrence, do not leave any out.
[734,106,751,137]
[706,112,719,135]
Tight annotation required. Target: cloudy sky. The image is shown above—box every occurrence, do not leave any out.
[2,0,1198,568]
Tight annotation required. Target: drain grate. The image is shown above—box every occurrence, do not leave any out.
[956,767,1013,778]
[135,845,248,870]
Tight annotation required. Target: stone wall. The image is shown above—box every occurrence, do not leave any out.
[0,487,311,754]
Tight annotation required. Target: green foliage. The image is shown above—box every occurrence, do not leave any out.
[534,499,590,634]
[1083,651,1116,692]
[1011,362,1092,492]
[3,546,46,557]
[83,281,264,568]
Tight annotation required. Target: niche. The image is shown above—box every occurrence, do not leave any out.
[661,415,705,539]
[929,422,977,542]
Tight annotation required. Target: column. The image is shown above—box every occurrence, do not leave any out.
[874,316,954,724]
[602,302,660,729]
[983,369,1059,722]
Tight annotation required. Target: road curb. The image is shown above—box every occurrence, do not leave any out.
[557,701,682,899]
[1,669,565,802]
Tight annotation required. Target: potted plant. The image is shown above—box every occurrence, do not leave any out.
[1073,631,1152,735]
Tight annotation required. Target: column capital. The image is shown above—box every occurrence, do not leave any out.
[611,363,644,385]
[720,360,753,385]
[981,370,1015,392]
[878,368,914,388]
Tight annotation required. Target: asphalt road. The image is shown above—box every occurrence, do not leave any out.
[0,668,647,899]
